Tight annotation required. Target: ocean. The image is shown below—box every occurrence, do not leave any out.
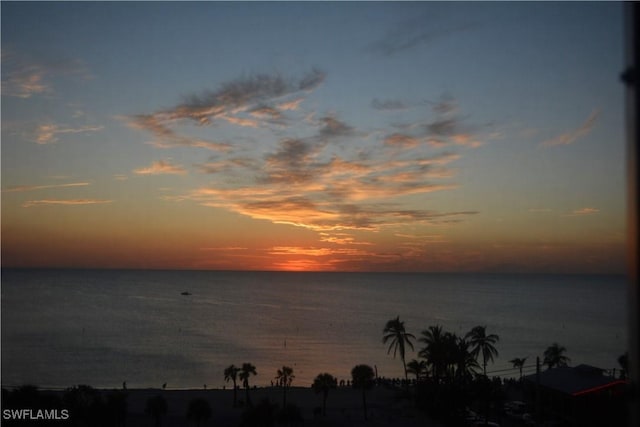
[0,269,629,390]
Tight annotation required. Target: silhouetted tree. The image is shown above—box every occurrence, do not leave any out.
[419,325,457,383]
[145,395,168,427]
[453,337,479,383]
[543,343,570,369]
[383,316,416,385]
[618,352,629,379]
[186,397,212,427]
[509,357,528,382]
[224,364,240,407]
[312,373,337,416]
[465,325,499,376]
[62,385,105,427]
[407,359,427,382]
[240,362,257,407]
[351,364,375,421]
[275,365,294,408]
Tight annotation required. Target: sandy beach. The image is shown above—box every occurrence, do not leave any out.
[105,385,442,427]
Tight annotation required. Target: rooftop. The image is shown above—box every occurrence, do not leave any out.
[523,364,627,396]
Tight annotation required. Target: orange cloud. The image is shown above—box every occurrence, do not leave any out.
[2,50,90,98]
[319,233,373,246]
[451,133,483,147]
[3,182,90,192]
[127,76,490,256]
[221,114,260,128]
[277,98,303,111]
[384,133,419,148]
[134,160,187,175]
[22,199,113,208]
[34,123,103,144]
[126,114,231,151]
[568,207,600,216]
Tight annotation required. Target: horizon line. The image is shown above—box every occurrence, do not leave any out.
[0,266,627,277]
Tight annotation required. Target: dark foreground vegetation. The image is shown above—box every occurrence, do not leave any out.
[1,318,630,427]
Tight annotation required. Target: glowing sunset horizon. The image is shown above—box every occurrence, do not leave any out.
[1,2,627,274]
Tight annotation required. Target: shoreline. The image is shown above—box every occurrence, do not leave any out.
[2,384,442,427]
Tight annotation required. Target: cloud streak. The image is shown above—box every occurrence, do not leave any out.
[22,199,113,208]
[134,160,187,175]
[369,14,477,56]
[2,182,90,193]
[34,123,103,144]
[1,49,90,98]
[541,110,599,147]
[567,207,600,216]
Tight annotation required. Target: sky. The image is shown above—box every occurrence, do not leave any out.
[0,1,628,273]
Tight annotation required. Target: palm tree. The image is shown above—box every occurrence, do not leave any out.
[224,364,240,407]
[406,359,427,382]
[453,337,480,382]
[275,365,294,408]
[312,373,337,416]
[351,364,375,421]
[419,325,457,383]
[418,325,444,381]
[543,343,570,369]
[186,397,212,427]
[145,395,168,427]
[382,316,416,384]
[465,325,499,376]
[509,357,527,381]
[239,362,257,406]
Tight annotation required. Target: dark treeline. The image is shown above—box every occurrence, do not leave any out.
[2,316,629,427]
[380,316,629,426]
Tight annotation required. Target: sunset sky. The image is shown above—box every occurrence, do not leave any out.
[1,1,627,273]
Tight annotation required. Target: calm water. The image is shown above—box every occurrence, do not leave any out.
[0,269,628,389]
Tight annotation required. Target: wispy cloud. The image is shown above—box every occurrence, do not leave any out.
[126,69,326,150]
[384,133,420,148]
[177,98,481,239]
[22,199,113,208]
[383,96,486,149]
[134,160,187,175]
[395,233,447,242]
[277,98,303,111]
[129,70,490,247]
[319,232,373,246]
[567,207,600,216]
[188,182,476,233]
[125,114,232,151]
[269,245,373,258]
[200,246,248,251]
[2,182,89,193]
[369,14,477,56]
[34,123,103,144]
[541,110,600,147]
[1,49,90,98]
